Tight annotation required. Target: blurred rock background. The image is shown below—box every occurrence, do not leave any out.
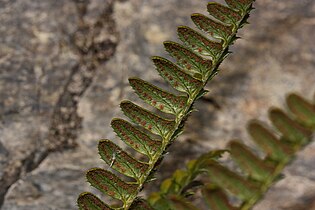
[0,0,315,209]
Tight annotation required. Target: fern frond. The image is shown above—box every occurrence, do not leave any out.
[148,92,315,210]
[78,192,113,210]
[78,0,255,209]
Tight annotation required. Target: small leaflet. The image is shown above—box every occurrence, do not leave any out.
[269,108,311,144]
[177,26,222,59]
[205,161,259,201]
[207,2,242,26]
[191,13,233,42]
[202,186,238,210]
[152,56,203,96]
[164,41,212,80]
[78,192,113,210]
[121,100,175,138]
[98,139,149,180]
[225,0,254,14]
[129,77,188,115]
[230,141,272,182]
[130,199,155,210]
[168,195,199,210]
[286,93,315,128]
[247,121,293,162]
[86,168,137,203]
[111,118,162,159]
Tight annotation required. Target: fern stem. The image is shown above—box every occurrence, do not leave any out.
[124,4,254,209]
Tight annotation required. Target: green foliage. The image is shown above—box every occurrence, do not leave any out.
[202,186,238,210]
[86,169,137,205]
[111,118,161,161]
[148,93,315,210]
[78,193,112,210]
[77,0,257,209]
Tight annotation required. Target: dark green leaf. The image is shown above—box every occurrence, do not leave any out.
[177,26,222,59]
[207,2,242,26]
[98,140,149,180]
[130,199,154,210]
[111,118,161,160]
[152,56,203,96]
[86,168,137,203]
[160,170,189,195]
[187,150,228,177]
[160,178,177,194]
[191,13,233,42]
[173,169,189,186]
[205,161,259,201]
[168,195,199,210]
[78,192,113,210]
[149,193,174,210]
[229,141,273,182]
[286,93,315,128]
[181,180,204,195]
[202,186,237,210]
[120,100,175,138]
[129,77,187,115]
[225,0,254,14]
[164,41,212,80]
[247,121,293,162]
[269,108,312,144]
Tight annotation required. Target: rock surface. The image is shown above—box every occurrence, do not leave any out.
[1,0,315,209]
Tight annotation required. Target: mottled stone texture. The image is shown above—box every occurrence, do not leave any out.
[0,0,315,209]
